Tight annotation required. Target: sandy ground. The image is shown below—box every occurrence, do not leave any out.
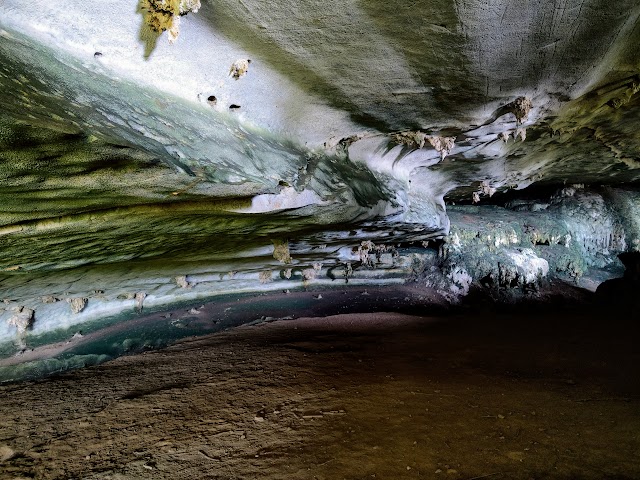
[0,301,639,480]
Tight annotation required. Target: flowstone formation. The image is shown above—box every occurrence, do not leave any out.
[0,0,639,379]
[422,187,640,303]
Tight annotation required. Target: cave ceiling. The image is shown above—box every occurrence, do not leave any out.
[0,1,638,328]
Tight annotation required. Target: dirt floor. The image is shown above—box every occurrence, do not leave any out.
[1,293,639,479]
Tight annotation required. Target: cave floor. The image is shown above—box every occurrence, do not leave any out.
[1,298,639,480]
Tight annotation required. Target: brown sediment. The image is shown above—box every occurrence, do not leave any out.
[0,296,638,479]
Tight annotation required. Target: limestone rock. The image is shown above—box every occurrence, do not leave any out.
[229,59,251,80]
[426,136,456,160]
[0,0,639,366]
[8,306,34,334]
[259,271,273,283]
[67,298,88,314]
[135,292,147,312]
[509,97,533,124]
[272,239,292,264]
[175,276,192,289]
[140,0,201,43]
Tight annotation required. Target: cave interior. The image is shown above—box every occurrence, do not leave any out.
[0,1,639,479]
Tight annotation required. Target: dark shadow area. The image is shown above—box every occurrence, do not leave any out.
[120,381,190,400]
[595,251,640,311]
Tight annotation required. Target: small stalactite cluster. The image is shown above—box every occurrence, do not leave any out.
[272,239,292,264]
[140,0,201,44]
[508,96,533,124]
[389,131,456,160]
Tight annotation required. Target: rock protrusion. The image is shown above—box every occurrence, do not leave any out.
[390,131,455,159]
[175,275,193,289]
[272,239,292,264]
[8,306,34,334]
[229,59,251,80]
[135,292,147,312]
[508,96,533,124]
[67,297,88,314]
[426,135,456,160]
[301,268,317,281]
[259,270,273,283]
[140,0,201,44]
